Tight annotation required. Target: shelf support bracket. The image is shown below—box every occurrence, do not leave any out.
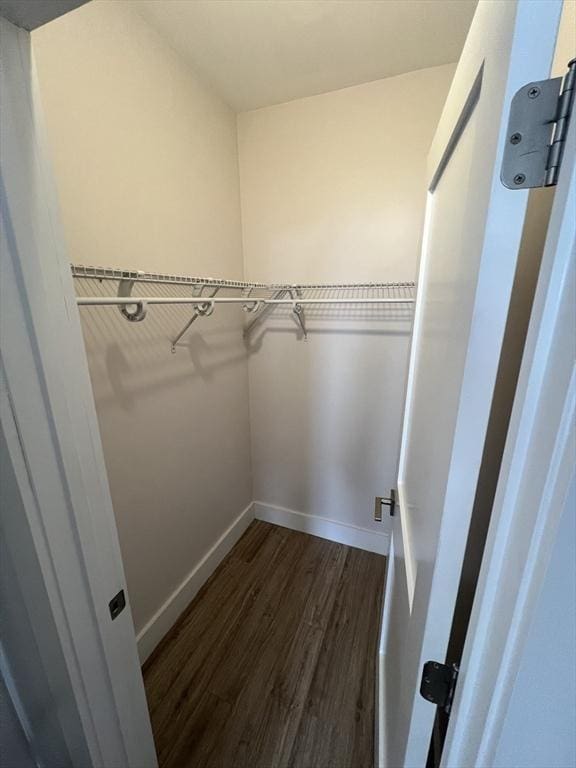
[243,289,287,338]
[289,288,307,340]
[118,272,147,322]
[171,286,219,353]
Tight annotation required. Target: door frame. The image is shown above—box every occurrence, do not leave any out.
[442,109,575,768]
[0,14,157,767]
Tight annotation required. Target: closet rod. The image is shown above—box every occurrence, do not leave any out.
[77,296,414,307]
[249,297,413,304]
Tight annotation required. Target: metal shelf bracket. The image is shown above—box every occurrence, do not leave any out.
[242,288,288,338]
[289,288,307,340]
[171,285,220,353]
[118,272,147,322]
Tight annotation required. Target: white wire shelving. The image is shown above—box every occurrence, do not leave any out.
[71,264,415,350]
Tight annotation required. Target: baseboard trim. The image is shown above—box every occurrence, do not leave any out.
[253,501,390,555]
[136,501,255,663]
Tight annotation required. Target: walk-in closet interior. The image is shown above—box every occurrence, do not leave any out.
[24,1,574,766]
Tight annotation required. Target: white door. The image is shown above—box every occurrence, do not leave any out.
[0,15,157,768]
[382,1,564,766]
[443,65,576,768]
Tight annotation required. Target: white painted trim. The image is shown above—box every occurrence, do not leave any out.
[396,194,433,604]
[442,109,576,768]
[396,481,416,612]
[137,502,255,663]
[253,501,390,555]
[396,193,433,484]
[379,535,395,655]
[1,18,157,766]
[376,650,386,768]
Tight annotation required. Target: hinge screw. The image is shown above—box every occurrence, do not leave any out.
[510,132,522,145]
[528,86,540,99]
[513,173,526,185]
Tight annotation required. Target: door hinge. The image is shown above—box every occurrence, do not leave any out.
[501,58,575,189]
[420,661,459,715]
[374,489,396,521]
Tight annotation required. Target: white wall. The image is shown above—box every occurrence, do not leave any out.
[32,1,252,657]
[238,65,455,535]
[33,2,456,654]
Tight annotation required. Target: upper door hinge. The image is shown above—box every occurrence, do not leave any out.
[501,58,575,189]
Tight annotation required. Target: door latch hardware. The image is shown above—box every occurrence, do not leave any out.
[374,489,396,521]
[501,58,575,189]
[109,589,126,620]
[420,661,459,714]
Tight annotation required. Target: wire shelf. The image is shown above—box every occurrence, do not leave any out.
[71,263,416,347]
[71,264,415,294]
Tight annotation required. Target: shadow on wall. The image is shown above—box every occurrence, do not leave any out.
[247,304,413,529]
[244,302,413,352]
[245,324,411,353]
[76,278,249,410]
[76,276,413,409]
[90,313,410,408]
[75,277,255,634]
[309,320,409,524]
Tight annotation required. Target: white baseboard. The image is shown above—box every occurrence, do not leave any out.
[253,501,390,555]
[136,501,255,664]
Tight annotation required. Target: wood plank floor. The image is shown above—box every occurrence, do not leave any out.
[143,521,386,768]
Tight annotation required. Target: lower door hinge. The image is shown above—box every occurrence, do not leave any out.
[374,489,396,521]
[420,661,459,715]
[501,58,575,189]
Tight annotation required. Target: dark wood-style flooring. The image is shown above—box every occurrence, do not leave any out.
[143,520,386,768]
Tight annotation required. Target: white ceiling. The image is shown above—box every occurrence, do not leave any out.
[134,0,477,113]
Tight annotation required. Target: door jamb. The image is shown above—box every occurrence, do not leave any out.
[442,114,576,768]
[0,16,157,767]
